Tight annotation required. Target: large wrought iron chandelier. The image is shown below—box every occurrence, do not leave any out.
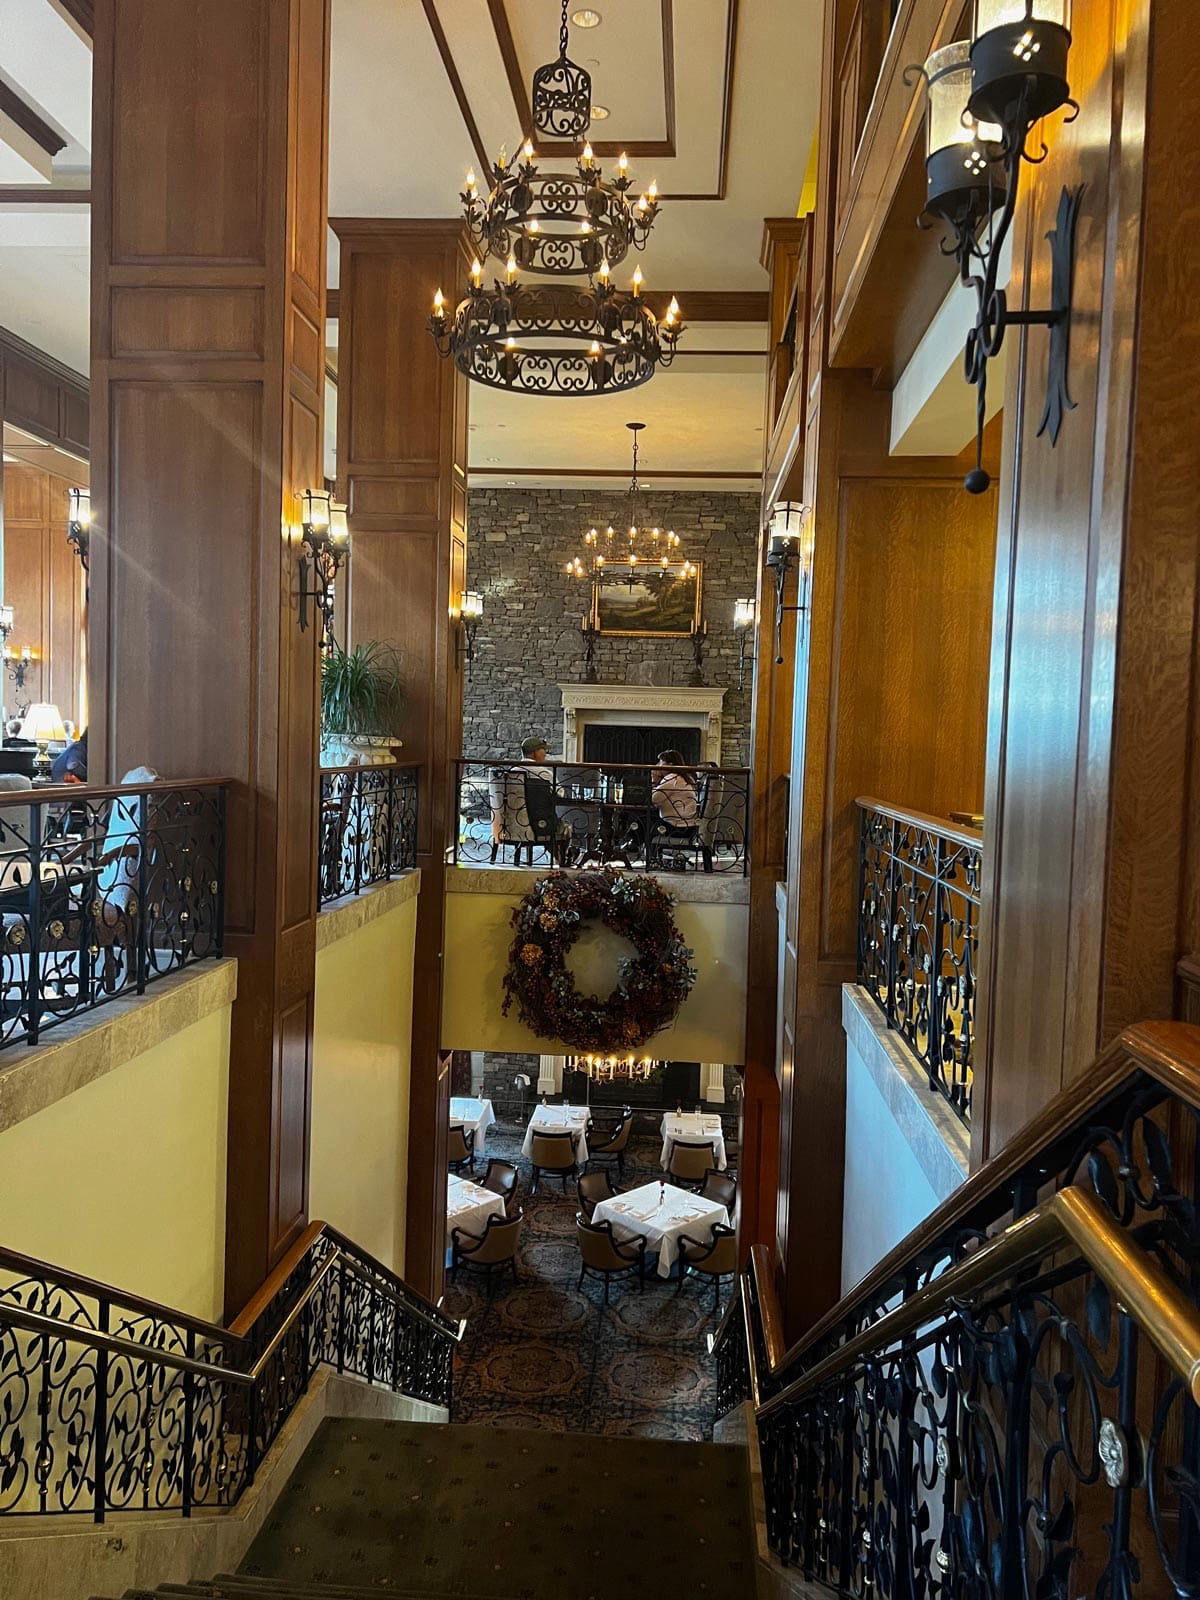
[429,6,684,399]
[566,423,692,582]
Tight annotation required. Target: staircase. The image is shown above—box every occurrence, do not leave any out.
[88,1418,756,1600]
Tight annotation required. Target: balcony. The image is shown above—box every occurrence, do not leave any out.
[451,760,750,878]
[855,795,981,1123]
[318,763,419,908]
[0,777,227,1049]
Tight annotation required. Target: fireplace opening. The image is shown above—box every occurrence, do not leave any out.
[581,724,703,768]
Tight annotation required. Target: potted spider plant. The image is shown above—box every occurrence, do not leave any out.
[320,640,404,767]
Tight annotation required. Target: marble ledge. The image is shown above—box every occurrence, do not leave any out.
[0,958,238,1137]
[447,864,750,905]
[316,868,421,950]
[842,982,970,1194]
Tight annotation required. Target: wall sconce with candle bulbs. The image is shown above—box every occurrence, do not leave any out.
[4,643,39,716]
[764,501,814,664]
[67,488,91,582]
[298,490,350,652]
[910,1,1079,494]
[456,590,484,680]
[0,605,13,654]
[733,597,757,692]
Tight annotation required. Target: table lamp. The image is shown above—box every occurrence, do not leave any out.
[19,703,68,781]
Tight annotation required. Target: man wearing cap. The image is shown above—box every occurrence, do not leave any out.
[520,735,572,866]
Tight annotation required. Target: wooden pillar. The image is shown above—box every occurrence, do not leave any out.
[329,219,471,1300]
[89,0,331,1315]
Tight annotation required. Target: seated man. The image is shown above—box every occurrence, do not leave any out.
[50,727,88,785]
[520,736,572,866]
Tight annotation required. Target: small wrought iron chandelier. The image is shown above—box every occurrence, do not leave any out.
[532,0,592,139]
[565,423,692,586]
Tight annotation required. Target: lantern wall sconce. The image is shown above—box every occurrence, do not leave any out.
[733,598,756,692]
[456,590,484,680]
[0,606,13,653]
[764,501,814,664]
[67,489,91,579]
[910,1,1080,495]
[298,490,350,650]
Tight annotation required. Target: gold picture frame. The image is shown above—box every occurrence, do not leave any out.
[592,562,703,637]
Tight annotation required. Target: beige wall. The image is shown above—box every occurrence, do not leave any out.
[442,888,749,1062]
[310,892,418,1276]
[0,1004,231,1320]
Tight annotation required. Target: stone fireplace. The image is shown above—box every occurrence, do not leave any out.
[558,683,727,765]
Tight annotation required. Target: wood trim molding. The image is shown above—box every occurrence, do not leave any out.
[418,0,491,175]
[470,467,759,481]
[0,186,91,204]
[0,82,68,159]
[0,323,88,393]
[53,0,94,38]
[325,285,766,323]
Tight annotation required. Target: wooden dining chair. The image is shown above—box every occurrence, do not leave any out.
[450,1209,524,1291]
[529,1128,577,1195]
[447,1123,475,1174]
[587,1107,634,1177]
[577,1169,617,1220]
[677,1223,738,1310]
[698,1169,737,1216]
[666,1138,715,1190]
[575,1214,646,1302]
[482,1158,520,1215]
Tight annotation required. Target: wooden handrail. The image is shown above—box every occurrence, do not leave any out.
[0,776,233,808]
[755,1020,1200,1385]
[457,759,752,776]
[320,760,421,778]
[856,794,983,850]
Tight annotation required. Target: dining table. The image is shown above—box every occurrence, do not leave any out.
[449,1096,496,1156]
[521,1101,591,1164]
[445,1174,506,1247]
[592,1180,729,1278]
[660,1111,727,1172]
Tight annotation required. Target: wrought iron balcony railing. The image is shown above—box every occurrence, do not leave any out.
[0,1221,463,1521]
[318,762,418,907]
[856,797,981,1122]
[0,777,227,1050]
[712,1021,1200,1598]
[452,759,750,876]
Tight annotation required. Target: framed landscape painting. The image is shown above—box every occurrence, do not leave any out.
[593,563,703,637]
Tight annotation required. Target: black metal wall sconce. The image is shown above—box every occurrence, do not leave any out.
[456,590,484,680]
[733,598,756,692]
[299,490,350,651]
[764,501,814,664]
[580,614,601,683]
[910,1,1080,495]
[688,618,709,686]
[67,489,91,582]
[4,643,38,697]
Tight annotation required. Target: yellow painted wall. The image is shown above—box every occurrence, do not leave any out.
[442,889,748,1061]
[310,894,417,1277]
[0,1005,231,1320]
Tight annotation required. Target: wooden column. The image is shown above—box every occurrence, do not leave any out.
[89,0,331,1314]
[329,219,471,1300]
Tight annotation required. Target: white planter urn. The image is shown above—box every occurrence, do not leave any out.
[320,733,403,769]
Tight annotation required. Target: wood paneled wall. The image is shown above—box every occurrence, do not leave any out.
[2,464,86,725]
[330,219,471,1302]
[89,0,332,1316]
[974,0,1200,1164]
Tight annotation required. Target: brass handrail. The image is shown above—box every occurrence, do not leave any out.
[756,1184,1200,1422]
[0,1246,467,1391]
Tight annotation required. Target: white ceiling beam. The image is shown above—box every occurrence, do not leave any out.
[1,0,93,156]
[0,113,52,184]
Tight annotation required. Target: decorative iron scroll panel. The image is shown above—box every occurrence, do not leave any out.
[317,764,418,907]
[714,1070,1200,1598]
[0,781,226,1049]
[452,759,750,877]
[857,801,980,1122]
[0,1228,457,1520]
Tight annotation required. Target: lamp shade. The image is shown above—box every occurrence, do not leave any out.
[20,703,67,744]
[733,598,756,630]
[766,501,810,563]
[921,42,1007,224]
[975,0,1069,26]
[970,0,1072,128]
[461,589,484,622]
[69,487,90,527]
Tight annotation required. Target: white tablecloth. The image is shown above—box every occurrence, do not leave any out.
[593,1181,729,1278]
[660,1112,727,1172]
[521,1103,591,1164]
[445,1175,506,1246]
[450,1096,496,1154]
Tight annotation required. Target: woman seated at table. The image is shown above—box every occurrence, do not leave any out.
[649,750,698,866]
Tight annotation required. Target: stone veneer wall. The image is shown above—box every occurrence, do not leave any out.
[463,489,759,765]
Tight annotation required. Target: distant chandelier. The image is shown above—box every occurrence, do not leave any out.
[566,422,693,583]
[571,1053,664,1082]
[532,0,592,139]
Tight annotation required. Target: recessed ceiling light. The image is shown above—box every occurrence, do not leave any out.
[506,480,518,486]
[571,8,602,26]
[590,104,610,120]
[486,456,501,463]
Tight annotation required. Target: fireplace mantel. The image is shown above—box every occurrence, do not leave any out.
[558,682,727,764]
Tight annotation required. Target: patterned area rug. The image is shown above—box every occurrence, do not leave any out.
[440,1117,729,1441]
[240,1416,754,1599]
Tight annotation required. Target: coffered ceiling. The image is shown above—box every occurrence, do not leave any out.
[0,0,824,487]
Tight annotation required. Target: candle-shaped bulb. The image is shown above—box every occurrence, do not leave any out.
[632,266,643,296]
[580,219,591,233]
[497,143,507,168]
[523,138,534,160]
[582,142,594,166]
[589,340,601,355]
[506,254,517,283]
[433,287,445,316]
[466,167,477,191]
[505,336,517,350]
[648,180,658,200]
[598,258,610,283]
[667,295,680,319]
[470,258,482,286]
[618,151,628,172]
[526,217,539,233]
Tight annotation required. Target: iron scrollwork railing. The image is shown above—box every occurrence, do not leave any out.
[856,797,981,1122]
[318,763,418,907]
[0,777,227,1049]
[0,1223,463,1521]
[452,759,750,876]
[712,1022,1200,1599]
